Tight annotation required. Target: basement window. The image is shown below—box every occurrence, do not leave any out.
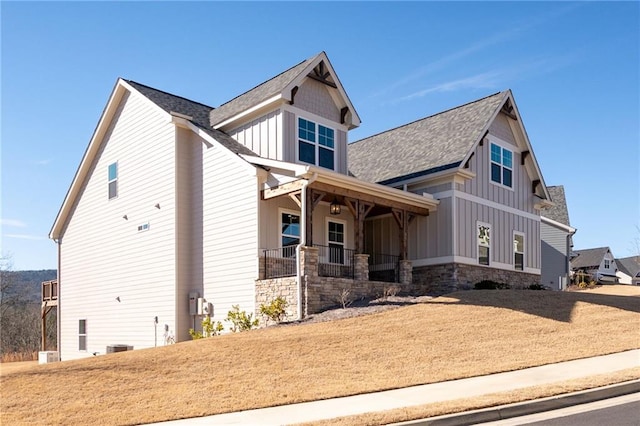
[79,319,87,351]
[478,223,491,266]
[514,233,525,271]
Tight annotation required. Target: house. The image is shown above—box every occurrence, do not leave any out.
[50,52,553,360]
[540,185,577,290]
[615,256,640,285]
[570,247,620,284]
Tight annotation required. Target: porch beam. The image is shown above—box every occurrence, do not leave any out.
[392,208,409,260]
[263,179,306,199]
[311,181,430,216]
[288,192,302,208]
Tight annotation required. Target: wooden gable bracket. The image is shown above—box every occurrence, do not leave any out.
[532,179,541,194]
[521,150,530,166]
[392,208,410,260]
[290,86,299,105]
[479,130,489,146]
[340,107,349,124]
[288,192,302,208]
[309,61,338,88]
[501,101,517,120]
[464,152,475,169]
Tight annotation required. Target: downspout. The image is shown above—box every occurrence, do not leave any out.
[55,238,61,360]
[296,172,318,320]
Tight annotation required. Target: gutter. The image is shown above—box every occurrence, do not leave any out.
[296,172,318,320]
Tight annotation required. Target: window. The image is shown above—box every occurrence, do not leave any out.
[490,143,513,188]
[137,223,150,232]
[514,233,525,271]
[281,212,300,256]
[108,162,118,199]
[604,259,610,269]
[79,319,87,351]
[298,117,335,170]
[328,221,345,264]
[478,223,491,266]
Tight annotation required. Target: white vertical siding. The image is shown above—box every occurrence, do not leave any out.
[201,140,259,328]
[228,110,282,160]
[59,91,177,360]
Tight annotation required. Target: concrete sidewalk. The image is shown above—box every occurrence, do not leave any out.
[151,349,640,425]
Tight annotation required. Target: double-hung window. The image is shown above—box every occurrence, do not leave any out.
[108,162,118,199]
[281,212,300,257]
[298,117,335,170]
[478,223,491,266]
[490,143,513,188]
[514,233,525,271]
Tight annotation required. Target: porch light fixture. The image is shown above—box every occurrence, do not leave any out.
[330,198,341,215]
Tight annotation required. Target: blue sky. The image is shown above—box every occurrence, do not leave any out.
[1,1,638,271]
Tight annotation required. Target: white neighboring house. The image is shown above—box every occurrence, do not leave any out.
[570,247,620,284]
[50,51,555,360]
[615,256,640,285]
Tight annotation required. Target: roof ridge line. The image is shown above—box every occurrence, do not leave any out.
[216,53,321,108]
[351,90,506,145]
[124,79,215,110]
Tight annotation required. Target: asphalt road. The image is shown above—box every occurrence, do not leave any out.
[479,393,640,426]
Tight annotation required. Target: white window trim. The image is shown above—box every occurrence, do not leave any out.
[513,231,525,271]
[489,140,515,191]
[325,217,347,265]
[296,115,336,170]
[279,208,301,249]
[477,221,491,266]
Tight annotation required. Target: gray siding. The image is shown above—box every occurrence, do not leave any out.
[541,221,570,290]
[283,110,295,163]
[456,197,540,269]
[294,78,340,123]
[462,112,536,213]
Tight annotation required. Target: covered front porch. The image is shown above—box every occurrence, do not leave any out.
[246,156,439,318]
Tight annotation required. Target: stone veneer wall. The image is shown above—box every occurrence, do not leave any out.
[255,277,298,326]
[413,263,541,295]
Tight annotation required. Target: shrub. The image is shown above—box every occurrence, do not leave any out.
[260,297,288,325]
[337,288,352,309]
[528,283,546,290]
[474,280,511,290]
[383,285,401,298]
[226,305,259,332]
[189,316,224,339]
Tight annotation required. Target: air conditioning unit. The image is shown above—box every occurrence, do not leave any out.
[38,351,59,364]
[106,344,133,353]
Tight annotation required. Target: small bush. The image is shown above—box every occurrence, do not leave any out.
[383,285,401,298]
[474,280,511,290]
[260,297,288,325]
[189,316,224,339]
[528,284,546,290]
[225,305,259,332]
[337,288,352,309]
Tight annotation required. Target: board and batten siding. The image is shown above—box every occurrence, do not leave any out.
[59,91,178,360]
[201,140,259,328]
[228,110,282,160]
[455,197,541,270]
[461,113,536,213]
[541,221,570,290]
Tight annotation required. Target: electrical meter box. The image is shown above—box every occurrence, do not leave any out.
[189,292,199,315]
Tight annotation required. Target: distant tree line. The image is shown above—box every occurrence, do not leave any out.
[0,257,57,361]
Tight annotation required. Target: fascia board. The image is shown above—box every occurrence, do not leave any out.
[50,79,129,239]
[541,216,577,234]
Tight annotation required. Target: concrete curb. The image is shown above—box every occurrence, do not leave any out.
[395,379,640,426]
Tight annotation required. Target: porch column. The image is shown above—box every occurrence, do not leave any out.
[354,254,370,281]
[344,198,373,254]
[399,260,412,287]
[300,246,319,278]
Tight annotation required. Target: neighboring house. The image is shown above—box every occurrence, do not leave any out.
[540,185,577,290]
[615,256,640,285]
[570,247,619,284]
[50,52,553,360]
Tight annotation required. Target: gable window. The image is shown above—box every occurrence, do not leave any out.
[604,259,610,269]
[328,221,345,264]
[298,117,335,170]
[514,233,525,271]
[108,162,118,199]
[281,212,300,257]
[79,319,87,351]
[478,223,491,266]
[490,143,513,188]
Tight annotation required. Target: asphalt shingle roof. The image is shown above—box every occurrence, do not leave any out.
[126,80,256,156]
[571,247,612,269]
[545,185,571,225]
[348,91,507,184]
[208,52,323,128]
[616,256,640,277]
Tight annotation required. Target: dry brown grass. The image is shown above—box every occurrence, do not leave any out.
[2,287,639,425]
